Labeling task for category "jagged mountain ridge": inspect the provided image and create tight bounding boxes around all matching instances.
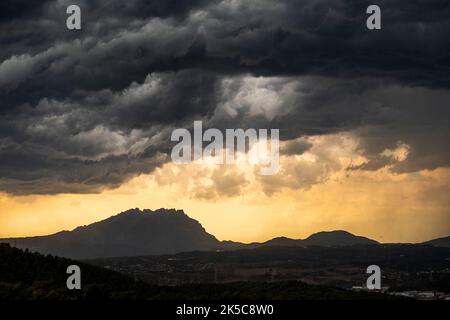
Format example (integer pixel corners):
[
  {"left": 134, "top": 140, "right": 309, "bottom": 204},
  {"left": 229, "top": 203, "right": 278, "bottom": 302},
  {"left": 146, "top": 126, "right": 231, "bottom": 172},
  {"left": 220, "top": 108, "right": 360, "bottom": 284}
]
[
  {"left": 0, "top": 208, "right": 221, "bottom": 259},
  {"left": 1, "top": 208, "right": 447, "bottom": 259}
]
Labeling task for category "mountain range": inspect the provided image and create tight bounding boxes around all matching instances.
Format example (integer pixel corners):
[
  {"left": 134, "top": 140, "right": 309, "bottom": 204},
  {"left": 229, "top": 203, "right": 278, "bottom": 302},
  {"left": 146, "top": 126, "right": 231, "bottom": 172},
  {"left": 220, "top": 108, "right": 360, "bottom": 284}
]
[{"left": 1, "top": 208, "right": 448, "bottom": 259}]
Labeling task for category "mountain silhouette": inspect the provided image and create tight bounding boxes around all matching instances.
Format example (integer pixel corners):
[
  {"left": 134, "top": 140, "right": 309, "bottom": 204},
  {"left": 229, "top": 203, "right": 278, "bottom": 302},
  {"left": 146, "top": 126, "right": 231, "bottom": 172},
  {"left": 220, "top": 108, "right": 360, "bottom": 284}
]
[
  {"left": 261, "top": 236, "right": 303, "bottom": 247},
  {"left": 302, "top": 230, "right": 379, "bottom": 246},
  {"left": 0, "top": 208, "right": 221, "bottom": 259},
  {"left": 244, "top": 231, "right": 378, "bottom": 248},
  {"left": 1, "top": 208, "right": 447, "bottom": 259}
]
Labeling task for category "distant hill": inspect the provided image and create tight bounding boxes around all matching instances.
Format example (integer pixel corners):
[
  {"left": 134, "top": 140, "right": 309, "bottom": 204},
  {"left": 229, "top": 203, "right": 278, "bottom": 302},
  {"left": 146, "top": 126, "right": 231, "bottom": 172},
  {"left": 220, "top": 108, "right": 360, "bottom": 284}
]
[
  {"left": 261, "top": 236, "right": 303, "bottom": 247},
  {"left": 422, "top": 236, "right": 450, "bottom": 248},
  {"left": 302, "top": 230, "right": 379, "bottom": 246},
  {"left": 0, "top": 208, "right": 221, "bottom": 259},
  {"left": 245, "top": 231, "right": 379, "bottom": 249}
]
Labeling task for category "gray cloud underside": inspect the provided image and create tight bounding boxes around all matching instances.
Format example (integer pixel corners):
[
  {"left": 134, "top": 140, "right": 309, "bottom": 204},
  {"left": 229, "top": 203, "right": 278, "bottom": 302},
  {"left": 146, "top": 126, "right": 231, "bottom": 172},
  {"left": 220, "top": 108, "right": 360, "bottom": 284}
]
[{"left": 0, "top": 0, "right": 449, "bottom": 194}]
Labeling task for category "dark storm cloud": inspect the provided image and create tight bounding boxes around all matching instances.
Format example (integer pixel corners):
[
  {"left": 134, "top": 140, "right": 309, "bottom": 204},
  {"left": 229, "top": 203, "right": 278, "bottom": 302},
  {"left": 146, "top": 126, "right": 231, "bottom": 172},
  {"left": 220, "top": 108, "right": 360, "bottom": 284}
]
[
  {"left": 281, "top": 138, "right": 313, "bottom": 156},
  {"left": 83, "top": 0, "right": 218, "bottom": 19},
  {"left": 205, "top": 76, "right": 450, "bottom": 175},
  {"left": 0, "top": 148, "right": 168, "bottom": 195},
  {"left": 0, "top": 0, "right": 449, "bottom": 194},
  {"left": 0, "top": 0, "right": 52, "bottom": 23},
  {"left": 0, "top": 69, "right": 220, "bottom": 194},
  {"left": 2, "top": 0, "right": 449, "bottom": 99}
]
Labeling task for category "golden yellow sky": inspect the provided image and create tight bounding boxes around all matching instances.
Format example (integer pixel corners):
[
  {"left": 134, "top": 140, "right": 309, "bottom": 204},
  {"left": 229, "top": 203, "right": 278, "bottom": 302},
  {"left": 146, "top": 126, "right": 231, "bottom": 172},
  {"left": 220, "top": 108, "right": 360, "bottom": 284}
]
[{"left": 1, "top": 133, "right": 449, "bottom": 243}]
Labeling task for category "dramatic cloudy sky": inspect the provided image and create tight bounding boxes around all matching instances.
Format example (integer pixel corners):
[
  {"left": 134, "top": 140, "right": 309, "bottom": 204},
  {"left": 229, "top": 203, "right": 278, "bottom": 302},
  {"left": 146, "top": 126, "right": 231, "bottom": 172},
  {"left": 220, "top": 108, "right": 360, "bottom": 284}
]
[{"left": 0, "top": 0, "right": 449, "bottom": 242}]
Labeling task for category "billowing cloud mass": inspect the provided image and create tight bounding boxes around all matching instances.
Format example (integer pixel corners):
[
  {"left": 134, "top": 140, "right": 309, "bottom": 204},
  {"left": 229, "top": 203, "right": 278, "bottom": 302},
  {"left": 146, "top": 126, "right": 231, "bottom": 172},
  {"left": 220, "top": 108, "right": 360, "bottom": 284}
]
[{"left": 0, "top": 0, "right": 449, "bottom": 195}]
